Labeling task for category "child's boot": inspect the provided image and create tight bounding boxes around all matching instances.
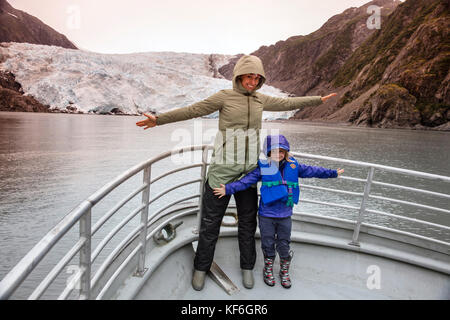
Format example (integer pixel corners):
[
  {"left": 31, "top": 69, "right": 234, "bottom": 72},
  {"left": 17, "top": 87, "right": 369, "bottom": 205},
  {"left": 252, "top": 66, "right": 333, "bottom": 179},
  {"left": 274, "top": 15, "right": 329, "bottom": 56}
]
[
  {"left": 279, "top": 251, "right": 293, "bottom": 289},
  {"left": 263, "top": 256, "right": 275, "bottom": 286}
]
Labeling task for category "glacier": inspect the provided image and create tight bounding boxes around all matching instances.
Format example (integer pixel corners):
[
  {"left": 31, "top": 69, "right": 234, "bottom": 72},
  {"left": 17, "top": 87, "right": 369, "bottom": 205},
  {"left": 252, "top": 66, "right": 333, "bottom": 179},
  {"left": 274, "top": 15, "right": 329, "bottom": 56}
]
[{"left": 0, "top": 42, "right": 296, "bottom": 120}]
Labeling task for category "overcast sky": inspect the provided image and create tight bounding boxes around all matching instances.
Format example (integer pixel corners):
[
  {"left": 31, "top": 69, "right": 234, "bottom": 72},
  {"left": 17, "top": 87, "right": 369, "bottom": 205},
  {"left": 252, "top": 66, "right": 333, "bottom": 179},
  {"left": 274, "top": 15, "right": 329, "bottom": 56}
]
[{"left": 10, "top": 0, "right": 382, "bottom": 55}]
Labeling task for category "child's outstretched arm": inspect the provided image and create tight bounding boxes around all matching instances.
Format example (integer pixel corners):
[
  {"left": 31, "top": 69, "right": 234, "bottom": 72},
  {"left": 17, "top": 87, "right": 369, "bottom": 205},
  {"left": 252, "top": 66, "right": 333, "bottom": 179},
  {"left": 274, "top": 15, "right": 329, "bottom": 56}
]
[
  {"left": 212, "top": 167, "right": 262, "bottom": 198},
  {"left": 298, "top": 164, "right": 344, "bottom": 179}
]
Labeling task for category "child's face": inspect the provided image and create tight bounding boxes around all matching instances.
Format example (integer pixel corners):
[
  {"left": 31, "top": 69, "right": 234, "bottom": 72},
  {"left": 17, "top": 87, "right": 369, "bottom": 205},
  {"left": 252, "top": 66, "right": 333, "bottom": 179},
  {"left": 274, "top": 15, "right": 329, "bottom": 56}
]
[{"left": 270, "top": 148, "right": 286, "bottom": 162}]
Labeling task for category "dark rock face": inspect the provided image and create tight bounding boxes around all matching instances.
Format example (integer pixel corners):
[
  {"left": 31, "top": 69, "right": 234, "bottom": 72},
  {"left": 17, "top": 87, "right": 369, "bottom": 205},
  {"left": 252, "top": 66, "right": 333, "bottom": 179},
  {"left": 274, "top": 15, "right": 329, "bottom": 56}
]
[
  {"left": 350, "top": 84, "right": 420, "bottom": 128},
  {"left": 334, "top": 0, "right": 449, "bottom": 129},
  {"left": 0, "top": 69, "right": 21, "bottom": 92},
  {"left": 0, "top": 0, "right": 77, "bottom": 49},
  {"left": 0, "top": 70, "right": 51, "bottom": 112},
  {"left": 218, "top": 54, "right": 244, "bottom": 80}
]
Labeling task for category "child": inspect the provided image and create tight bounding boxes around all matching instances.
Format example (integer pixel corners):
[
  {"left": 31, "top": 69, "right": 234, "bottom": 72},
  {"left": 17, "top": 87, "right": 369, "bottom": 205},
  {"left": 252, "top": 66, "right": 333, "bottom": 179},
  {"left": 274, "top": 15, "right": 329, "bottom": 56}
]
[{"left": 213, "top": 135, "right": 343, "bottom": 288}]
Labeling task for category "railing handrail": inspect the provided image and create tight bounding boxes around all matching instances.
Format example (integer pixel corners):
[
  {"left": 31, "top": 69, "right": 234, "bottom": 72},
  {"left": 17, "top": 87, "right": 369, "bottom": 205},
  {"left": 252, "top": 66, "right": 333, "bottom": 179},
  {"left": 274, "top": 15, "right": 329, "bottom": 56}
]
[
  {"left": 87, "top": 145, "right": 212, "bottom": 205},
  {"left": 0, "top": 145, "right": 448, "bottom": 300},
  {"left": 0, "top": 199, "right": 92, "bottom": 300},
  {"left": 292, "top": 152, "right": 450, "bottom": 183},
  {"left": 292, "top": 151, "right": 450, "bottom": 245},
  {"left": 0, "top": 145, "right": 211, "bottom": 299}
]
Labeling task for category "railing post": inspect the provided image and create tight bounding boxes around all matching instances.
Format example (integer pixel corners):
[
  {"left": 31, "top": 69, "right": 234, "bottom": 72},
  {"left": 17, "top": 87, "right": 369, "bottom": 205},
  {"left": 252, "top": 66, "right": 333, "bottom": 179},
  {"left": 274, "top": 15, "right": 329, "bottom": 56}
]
[
  {"left": 349, "top": 167, "right": 374, "bottom": 247},
  {"left": 135, "top": 166, "right": 151, "bottom": 277},
  {"left": 195, "top": 146, "right": 208, "bottom": 234},
  {"left": 79, "top": 208, "right": 91, "bottom": 300}
]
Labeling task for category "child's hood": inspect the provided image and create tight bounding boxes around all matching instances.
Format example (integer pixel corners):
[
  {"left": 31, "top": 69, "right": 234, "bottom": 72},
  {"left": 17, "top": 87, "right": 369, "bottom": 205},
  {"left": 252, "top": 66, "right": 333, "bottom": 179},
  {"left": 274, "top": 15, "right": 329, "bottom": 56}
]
[{"left": 263, "top": 134, "right": 291, "bottom": 156}]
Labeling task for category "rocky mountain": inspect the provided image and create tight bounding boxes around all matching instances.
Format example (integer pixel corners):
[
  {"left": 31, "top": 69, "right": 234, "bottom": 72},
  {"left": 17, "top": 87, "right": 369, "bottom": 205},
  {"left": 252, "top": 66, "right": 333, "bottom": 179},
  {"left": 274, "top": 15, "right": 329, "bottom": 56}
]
[
  {"left": 0, "top": 0, "right": 77, "bottom": 49},
  {"left": 1, "top": 0, "right": 448, "bottom": 130},
  {"left": 0, "top": 0, "right": 75, "bottom": 113},
  {"left": 330, "top": 0, "right": 449, "bottom": 129},
  {"left": 221, "top": 0, "right": 399, "bottom": 96},
  {"left": 220, "top": 0, "right": 449, "bottom": 130}
]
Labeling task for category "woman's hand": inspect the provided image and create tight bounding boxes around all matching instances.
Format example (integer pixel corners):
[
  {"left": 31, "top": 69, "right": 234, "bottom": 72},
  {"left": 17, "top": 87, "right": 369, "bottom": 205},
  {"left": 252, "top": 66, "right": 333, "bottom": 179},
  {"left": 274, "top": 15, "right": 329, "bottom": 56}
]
[
  {"left": 213, "top": 184, "right": 226, "bottom": 198},
  {"left": 136, "top": 113, "right": 157, "bottom": 130},
  {"left": 337, "top": 168, "right": 344, "bottom": 176},
  {"left": 321, "top": 93, "right": 337, "bottom": 103}
]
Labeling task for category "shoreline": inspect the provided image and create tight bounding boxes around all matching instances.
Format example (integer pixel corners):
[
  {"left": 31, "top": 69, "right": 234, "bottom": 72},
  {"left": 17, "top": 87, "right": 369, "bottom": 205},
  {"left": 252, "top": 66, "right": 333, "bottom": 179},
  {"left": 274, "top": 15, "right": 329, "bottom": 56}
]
[{"left": 267, "top": 118, "right": 450, "bottom": 132}]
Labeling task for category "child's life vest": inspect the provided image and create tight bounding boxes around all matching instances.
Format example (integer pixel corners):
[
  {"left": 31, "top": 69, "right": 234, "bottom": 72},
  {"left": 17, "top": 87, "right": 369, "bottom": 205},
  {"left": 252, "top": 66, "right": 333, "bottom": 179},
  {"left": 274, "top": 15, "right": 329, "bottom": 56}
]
[{"left": 259, "top": 157, "right": 300, "bottom": 207}]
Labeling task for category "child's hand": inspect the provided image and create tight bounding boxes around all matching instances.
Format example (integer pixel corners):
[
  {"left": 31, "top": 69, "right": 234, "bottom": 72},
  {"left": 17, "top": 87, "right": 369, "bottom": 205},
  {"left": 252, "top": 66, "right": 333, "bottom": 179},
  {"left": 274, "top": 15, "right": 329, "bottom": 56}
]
[
  {"left": 337, "top": 168, "right": 344, "bottom": 176},
  {"left": 213, "top": 184, "right": 226, "bottom": 198}
]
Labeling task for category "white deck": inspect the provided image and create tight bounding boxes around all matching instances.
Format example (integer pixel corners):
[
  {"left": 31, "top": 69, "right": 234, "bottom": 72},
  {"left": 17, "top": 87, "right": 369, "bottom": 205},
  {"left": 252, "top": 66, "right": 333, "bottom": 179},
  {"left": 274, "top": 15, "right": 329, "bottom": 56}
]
[{"left": 128, "top": 235, "right": 449, "bottom": 300}]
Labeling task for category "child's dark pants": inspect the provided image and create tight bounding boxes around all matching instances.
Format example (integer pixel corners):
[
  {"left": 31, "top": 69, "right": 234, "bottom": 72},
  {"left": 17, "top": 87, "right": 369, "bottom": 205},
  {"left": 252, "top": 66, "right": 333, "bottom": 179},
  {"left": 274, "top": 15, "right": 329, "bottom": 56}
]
[
  {"left": 258, "top": 215, "right": 292, "bottom": 259},
  {"left": 194, "top": 181, "right": 258, "bottom": 272}
]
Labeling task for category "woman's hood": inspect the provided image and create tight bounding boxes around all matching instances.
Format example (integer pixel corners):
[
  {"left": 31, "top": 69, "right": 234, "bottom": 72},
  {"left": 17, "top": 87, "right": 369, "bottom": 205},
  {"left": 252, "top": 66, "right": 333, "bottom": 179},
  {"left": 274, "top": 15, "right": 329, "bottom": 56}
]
[{"left": 232, "top": 55, "right": 266, "bottom": 94}]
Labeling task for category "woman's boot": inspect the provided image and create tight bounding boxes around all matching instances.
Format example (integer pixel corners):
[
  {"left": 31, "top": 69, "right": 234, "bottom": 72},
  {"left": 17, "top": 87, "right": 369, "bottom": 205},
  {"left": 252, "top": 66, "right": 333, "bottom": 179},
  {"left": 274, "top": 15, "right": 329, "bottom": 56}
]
[
  {"left": 242, "top": 269, "right": 254, "bottom": 289},
  {"left": 192, "top": 269, "right": 206, "bottom": 291},
  {"left": 263, "top": 256, "right": 275, "bottom": 286}
]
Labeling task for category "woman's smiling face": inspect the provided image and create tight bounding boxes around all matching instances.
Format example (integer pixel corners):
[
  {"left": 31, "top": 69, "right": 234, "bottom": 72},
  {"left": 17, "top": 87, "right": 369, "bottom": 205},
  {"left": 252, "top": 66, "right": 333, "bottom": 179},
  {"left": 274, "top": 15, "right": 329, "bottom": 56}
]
[{"left": 240, "top": 73, "right": 261, "bottom": 91}]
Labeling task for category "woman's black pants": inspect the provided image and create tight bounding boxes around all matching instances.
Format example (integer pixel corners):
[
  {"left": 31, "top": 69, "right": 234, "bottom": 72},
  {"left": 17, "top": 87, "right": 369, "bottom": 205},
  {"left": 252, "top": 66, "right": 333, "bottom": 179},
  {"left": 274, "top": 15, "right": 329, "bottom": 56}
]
[{"left": 193, "top": 180, "right": 258, "bottom": 272}]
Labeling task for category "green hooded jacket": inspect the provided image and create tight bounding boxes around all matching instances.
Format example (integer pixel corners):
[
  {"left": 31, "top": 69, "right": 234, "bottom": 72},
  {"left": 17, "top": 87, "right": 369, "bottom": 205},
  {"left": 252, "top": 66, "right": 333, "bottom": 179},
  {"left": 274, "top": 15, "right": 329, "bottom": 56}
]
[{"left": 156, "top": 55, "right": 323, "bottom": 188}]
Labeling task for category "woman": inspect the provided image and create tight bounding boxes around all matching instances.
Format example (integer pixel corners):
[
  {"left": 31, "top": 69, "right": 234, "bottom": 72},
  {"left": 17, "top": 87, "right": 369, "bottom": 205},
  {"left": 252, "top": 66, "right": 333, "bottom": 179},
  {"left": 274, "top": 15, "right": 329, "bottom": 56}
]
[{"left": 136, "top": 55, "right": 336, "bottom": 291}]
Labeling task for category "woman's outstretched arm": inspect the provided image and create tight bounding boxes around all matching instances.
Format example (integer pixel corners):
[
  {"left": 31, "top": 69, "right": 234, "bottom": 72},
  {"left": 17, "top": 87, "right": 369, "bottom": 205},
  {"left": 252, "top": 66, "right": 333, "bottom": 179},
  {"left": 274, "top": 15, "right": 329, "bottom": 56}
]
[
  {"left": 260, "top": 93, "right": 337, "bottom": 112},
  {"left": 136, "top": 90, "right": 226, "bottom": 129}
]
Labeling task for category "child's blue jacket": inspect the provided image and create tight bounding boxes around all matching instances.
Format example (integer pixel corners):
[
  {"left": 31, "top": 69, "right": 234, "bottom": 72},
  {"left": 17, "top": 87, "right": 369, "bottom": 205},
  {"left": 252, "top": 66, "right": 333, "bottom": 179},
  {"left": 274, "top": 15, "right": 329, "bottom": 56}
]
[{"left": 225, "top": 159, "right": 337, "bottom": 218}]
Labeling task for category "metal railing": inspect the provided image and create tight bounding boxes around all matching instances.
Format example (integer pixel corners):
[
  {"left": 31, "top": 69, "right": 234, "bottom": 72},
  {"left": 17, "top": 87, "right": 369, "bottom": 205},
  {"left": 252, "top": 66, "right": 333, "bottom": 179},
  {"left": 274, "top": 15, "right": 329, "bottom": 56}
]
[
  {"left": 0, "top": 145, "right": 449, "bottom": 300},
  {"left": 0, "top": 145, "right": 210, "bottom": 300},
  {"left": 290, "top": 152, "right": 450, "bottom": 247}
]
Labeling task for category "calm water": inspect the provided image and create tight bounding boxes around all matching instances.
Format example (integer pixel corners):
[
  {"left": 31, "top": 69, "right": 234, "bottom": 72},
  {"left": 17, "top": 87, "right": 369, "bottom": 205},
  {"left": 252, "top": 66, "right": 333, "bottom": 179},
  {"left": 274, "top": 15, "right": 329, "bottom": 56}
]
[{"left": 0, "top": 112, "right": 449, "bottom": 298}]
